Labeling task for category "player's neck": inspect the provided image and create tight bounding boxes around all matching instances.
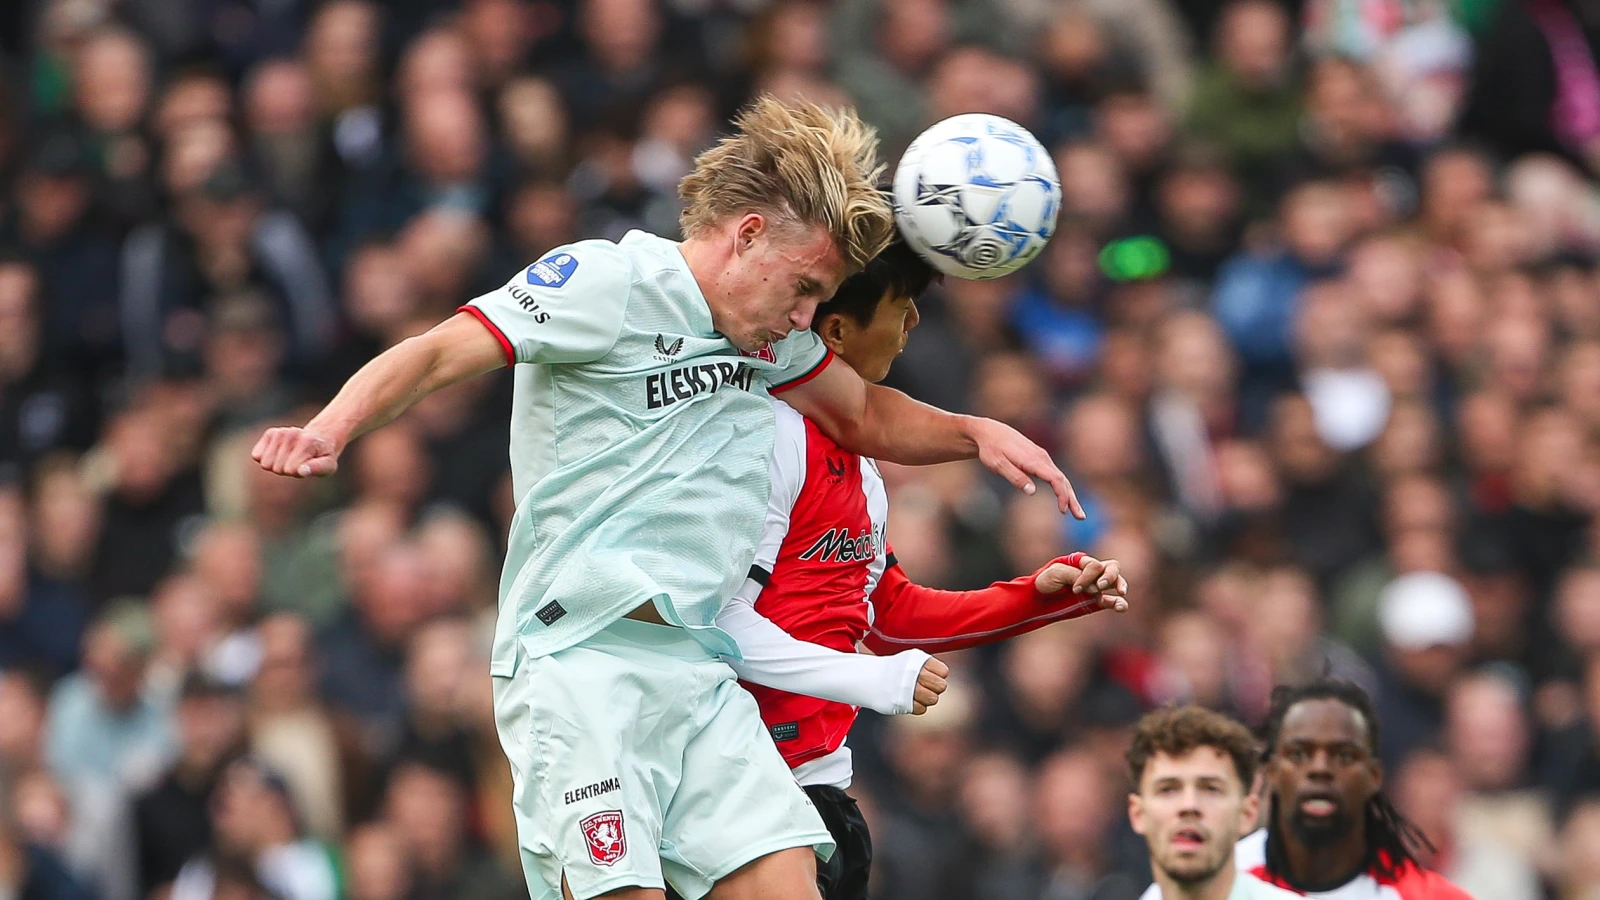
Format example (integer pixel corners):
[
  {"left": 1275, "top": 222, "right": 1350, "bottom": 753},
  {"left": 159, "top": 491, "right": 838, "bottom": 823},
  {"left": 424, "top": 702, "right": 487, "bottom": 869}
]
[
  {"left": 676, "top": 236, "right": 729, "bottom": 332},
  {"left": 1155, "top": 860, "right": 1239, "bottom": 900},
  {"left": 1281, "top": 823, "right": 1369, "bottom": 891}
]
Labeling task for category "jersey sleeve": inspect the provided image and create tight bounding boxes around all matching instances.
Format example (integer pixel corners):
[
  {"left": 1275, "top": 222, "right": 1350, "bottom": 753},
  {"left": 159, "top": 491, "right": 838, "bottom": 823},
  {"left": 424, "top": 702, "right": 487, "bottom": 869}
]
[
  {"left": 459, "top": 241, "right": 631, "bottom": 366},
  {"left": 862, "top": 552, "right": 1104, "bottom": 655},
  {"left": 715, "top": 595, "right": 928, "bottom": 714},
  {"left": 747, "top": 401, "right": 808, "bottom": 579},
  {"left": 767, "top": 330, "right": 833, "bottom": 394}
]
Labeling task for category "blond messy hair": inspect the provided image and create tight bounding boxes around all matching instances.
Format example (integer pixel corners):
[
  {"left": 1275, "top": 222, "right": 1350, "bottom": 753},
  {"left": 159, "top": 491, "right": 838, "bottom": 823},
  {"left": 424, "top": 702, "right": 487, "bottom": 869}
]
[{"left": 679, "top": 95, "right": 895, "bottom": 272}]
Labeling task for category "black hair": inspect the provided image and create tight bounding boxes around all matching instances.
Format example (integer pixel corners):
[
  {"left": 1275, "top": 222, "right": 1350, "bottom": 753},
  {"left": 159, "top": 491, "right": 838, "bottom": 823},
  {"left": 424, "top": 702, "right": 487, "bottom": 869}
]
[
  {"left": 812, "top": 237, "right": 938, "bottom": 331},
  {"left": 1259, "top": 679, "right": 1432, "bottom": 882}
]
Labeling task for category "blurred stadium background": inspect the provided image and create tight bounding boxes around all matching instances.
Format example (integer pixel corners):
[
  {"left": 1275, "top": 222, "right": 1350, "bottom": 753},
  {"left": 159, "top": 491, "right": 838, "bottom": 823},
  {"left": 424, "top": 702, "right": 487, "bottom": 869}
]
[{"left": 0, "top": 0, "right": 1599, "bottom": 896}]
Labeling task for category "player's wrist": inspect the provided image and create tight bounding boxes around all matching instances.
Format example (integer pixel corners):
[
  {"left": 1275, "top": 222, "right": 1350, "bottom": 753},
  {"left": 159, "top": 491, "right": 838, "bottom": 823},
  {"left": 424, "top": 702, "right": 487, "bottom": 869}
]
[
  {"left": 300, "top": 416, "right": 350, "bottom": 457},
  {"left": 955, "top": 415, "right": 988, "bottom": 457}
]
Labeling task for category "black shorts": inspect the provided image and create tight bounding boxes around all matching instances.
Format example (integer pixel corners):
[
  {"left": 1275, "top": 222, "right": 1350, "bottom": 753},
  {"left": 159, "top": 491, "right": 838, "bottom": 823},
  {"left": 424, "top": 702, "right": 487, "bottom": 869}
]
[
  {"left": 807, "top": 784, "right": 872, "bottom": 900},
  {"left": 663, "top": 783, "right": 872, "bottom": 900}
]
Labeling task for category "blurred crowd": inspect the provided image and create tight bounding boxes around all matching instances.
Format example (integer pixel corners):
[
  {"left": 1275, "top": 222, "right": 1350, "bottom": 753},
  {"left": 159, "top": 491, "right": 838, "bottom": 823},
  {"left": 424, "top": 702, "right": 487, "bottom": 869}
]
[{"left": 3, "top": 0, "right": 1600, "bottom": 896}]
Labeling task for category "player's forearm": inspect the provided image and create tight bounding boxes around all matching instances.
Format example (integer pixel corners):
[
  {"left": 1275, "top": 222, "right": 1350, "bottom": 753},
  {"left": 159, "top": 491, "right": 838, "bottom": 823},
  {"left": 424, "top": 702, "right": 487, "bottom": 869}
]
[
  {"left": 305, "top": 322, "right": 496, "bottom": 452},
  {"left": 716, "top": 597, "right": 927, "bottom": 715},
  {"left": 837, "top": 384, "right": 980, "bottom": 465},
  {"left": 863, "top": 561, "right": 1102, "bottom": 655},
  {"left": 302, "top": 338, "right": 450, "bottom": 451}
]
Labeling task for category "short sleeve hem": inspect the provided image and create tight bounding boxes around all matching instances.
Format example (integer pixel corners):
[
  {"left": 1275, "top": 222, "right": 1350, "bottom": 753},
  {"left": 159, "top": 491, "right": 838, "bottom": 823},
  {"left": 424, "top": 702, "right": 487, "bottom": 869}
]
[
  {"left": 459, "top": 305, "right": 516, "bottom": 366},
  {"left": 769, "top": 348, "right": 834, "bottom": 394}
]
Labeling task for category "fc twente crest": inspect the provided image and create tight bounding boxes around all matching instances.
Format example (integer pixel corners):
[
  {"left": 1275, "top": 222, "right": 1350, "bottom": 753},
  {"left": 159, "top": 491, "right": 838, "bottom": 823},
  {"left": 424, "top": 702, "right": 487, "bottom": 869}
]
[{"left": 581, "top": 811, "right": 627, "bottom": 866}]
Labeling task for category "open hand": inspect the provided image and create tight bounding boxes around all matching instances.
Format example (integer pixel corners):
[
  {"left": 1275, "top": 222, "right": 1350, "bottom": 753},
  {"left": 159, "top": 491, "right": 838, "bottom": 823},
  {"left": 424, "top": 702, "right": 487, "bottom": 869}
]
[{"left": 967, "top": 418, "right": 1085, "bottom": 519}]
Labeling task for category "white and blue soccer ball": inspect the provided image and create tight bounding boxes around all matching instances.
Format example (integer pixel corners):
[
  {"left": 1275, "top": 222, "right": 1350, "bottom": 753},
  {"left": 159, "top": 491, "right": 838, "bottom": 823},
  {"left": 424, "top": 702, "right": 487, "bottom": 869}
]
[{"left": 892, "top": 114, "right": 1061, "bottom": 280}]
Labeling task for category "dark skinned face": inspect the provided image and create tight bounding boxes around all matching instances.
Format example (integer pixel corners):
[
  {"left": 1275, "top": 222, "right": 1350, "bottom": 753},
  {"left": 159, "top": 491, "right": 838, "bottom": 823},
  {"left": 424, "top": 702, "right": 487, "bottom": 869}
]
[{"left": 1267, "top": 698, "right": 1382, "bottom": 848}]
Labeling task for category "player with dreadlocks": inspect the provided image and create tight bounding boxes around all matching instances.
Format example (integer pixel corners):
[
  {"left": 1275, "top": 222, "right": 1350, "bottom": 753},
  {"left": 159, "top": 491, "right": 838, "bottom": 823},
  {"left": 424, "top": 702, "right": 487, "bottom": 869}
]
[
  {"left": 1140, "top": 679, "right": 1471, "bottom": 899},
  {"left": 1247, "top": 679, "right": 1470, "bottom": 898}
]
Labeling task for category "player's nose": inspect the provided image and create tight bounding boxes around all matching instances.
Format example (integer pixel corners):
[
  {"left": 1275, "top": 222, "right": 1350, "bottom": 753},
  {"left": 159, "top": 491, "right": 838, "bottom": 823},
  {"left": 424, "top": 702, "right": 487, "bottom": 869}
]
[{"left": 789, "top": 301, "right": 817, "bottom": 331}]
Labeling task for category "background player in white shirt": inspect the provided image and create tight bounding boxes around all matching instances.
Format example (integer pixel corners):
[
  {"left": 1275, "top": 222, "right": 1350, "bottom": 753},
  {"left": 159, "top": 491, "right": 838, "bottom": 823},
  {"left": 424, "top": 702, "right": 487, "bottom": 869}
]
[
  {"left": 1127, "top": 706, "right": 1302, "bottom": 900},
  {"left": 252, "top": 97, "right": 1081, "bottom": 900}
]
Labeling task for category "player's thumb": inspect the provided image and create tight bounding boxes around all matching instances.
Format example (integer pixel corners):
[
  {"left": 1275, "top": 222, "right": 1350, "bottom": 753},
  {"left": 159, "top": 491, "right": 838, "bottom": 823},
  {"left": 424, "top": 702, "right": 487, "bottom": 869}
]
[
  {"left": 297, "top": 454, "right": 339, "bottom": 478},
  {"left": 1035, "top": 562, "right": 1080, "bottom": 595}
]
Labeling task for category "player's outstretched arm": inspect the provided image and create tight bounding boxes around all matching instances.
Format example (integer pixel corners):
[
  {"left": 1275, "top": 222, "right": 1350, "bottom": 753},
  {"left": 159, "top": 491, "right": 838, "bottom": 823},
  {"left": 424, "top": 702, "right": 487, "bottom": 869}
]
[
  {"left": 782, "top": 358, "right": 1085, "bottom": 518},
  {"left": 862, "top": 553, "right": 1128, "bottom": 656},
  {"left": 253, "top": 312, "right": 507, "bottom": 477}
]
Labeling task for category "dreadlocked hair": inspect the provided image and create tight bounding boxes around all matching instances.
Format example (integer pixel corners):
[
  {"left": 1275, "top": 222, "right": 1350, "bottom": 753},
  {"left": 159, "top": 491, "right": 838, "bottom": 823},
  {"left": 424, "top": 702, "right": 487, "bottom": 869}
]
[{"left": 1258, "top": 679, "right": 1434, "bottom": 882}]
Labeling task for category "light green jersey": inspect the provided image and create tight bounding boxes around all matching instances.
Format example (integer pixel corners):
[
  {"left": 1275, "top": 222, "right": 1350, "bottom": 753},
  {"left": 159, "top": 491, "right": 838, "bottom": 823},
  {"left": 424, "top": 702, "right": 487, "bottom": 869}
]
[{"left": 463, "top": 230, "right": 831, "bottom": 674}]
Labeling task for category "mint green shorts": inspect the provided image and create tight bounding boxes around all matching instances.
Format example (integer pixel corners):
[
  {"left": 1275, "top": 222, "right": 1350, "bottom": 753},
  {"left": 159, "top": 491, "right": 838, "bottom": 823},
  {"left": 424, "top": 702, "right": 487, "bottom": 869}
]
[{"left": 491, "top": 619, "right": 835, "bottom": 900}]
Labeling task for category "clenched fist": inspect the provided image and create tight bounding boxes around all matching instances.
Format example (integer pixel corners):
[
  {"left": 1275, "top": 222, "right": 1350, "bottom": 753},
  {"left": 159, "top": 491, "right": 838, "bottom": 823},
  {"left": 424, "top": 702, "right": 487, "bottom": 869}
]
[
  {"left": 911, "top": 656, "right": 949, "bottom": 715},
  {"left": 252, "top": 426, "right": 340, "bottom": 478}
]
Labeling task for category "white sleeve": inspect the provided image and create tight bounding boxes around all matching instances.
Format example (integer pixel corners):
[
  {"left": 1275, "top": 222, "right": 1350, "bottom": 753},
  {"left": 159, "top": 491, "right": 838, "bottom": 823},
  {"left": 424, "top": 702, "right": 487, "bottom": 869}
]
[
  {"left": 462, "top": 240, "right": 630, "bottom": 365},
  {"left": 715, "top": 589, "right": 930, "bottom": 715},
  {"left": 749, "top": 401, "right": 807, "bottom": 575}
]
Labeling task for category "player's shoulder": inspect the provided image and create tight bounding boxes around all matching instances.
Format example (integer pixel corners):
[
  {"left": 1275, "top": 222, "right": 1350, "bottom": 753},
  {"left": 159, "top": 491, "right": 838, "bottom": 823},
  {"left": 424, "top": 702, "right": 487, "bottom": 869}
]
[
  {"left": 1240, "top": 873, "right": 1304, "bottom": 899},
  {"left": 1386, "top": 862, "right": 1475, "bottom": 899},
  {"left": 773, "top": 398, "right": 807, "bottom": 438}
]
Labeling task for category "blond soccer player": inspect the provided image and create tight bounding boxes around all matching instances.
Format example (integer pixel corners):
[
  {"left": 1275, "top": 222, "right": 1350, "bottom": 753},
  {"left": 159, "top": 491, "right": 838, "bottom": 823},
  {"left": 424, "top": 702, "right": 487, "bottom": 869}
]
[{"left": 254, "top": 97, "right": 1081, "bottom": 900}]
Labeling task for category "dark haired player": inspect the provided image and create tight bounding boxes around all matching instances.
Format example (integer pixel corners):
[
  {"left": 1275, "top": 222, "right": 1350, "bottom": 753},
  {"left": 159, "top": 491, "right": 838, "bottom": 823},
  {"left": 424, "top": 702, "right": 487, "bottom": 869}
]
[
  {"left": 1142, "top": 680, "right": 1473, "bottom": 899},
  {"left": 1126, "top": 706, "right": 1299, "bottom": 900},
  {"left": 704, "top": 238, "right": 1130, "bottom": 900}
]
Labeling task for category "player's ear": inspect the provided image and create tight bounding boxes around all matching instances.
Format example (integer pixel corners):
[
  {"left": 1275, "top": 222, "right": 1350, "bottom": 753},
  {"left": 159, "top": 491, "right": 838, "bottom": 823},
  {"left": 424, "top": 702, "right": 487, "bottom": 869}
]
[
  {"left": 1128, "top": 793, "right": 1147, "bottom": 836},
  {"left": 817, "top": 312, "right": 850, "bottom": 355},
  {"left": 733, "top": 213, "right": 765, "bottom": 254},
  {"left": 1239, "top": 785, "right": 1260, "bottom": 828}
]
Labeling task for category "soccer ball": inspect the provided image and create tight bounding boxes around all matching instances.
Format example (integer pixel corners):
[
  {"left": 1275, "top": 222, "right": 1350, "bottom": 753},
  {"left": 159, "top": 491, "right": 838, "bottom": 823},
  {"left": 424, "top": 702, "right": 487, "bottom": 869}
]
[{"left": 892, "top": 114, "right": 1061, "bottom": 280}]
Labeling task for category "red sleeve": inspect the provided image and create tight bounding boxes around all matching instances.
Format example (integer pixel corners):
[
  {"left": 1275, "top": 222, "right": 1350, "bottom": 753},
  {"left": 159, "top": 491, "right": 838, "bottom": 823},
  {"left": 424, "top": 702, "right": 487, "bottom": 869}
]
[
  {"left": 861, "top": 553, "right": 1104, "bottom": 655},
  {"left": 1395, "top": 867, "right": 1476, "bottom": 900}
]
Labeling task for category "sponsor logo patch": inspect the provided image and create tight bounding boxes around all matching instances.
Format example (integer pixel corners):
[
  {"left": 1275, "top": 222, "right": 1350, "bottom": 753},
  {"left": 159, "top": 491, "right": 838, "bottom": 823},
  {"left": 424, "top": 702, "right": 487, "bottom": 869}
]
[
  {"left": 526, "top": 252, "right": 578, "bottom": 288},
  {"left": 535, "top": 600, "right": 567, "bottom": 626},
  {"left": 653, "top": 333, "right": 684, "bottom": 362},
  {"left": 798, "top": 523, "right": 886, "bottom": 564},
  {"left": 770, "top": 722, "right": 800, "bottom": 742},
  {"left": 580, "top": 810, "right": 627, "bottom": 866}
]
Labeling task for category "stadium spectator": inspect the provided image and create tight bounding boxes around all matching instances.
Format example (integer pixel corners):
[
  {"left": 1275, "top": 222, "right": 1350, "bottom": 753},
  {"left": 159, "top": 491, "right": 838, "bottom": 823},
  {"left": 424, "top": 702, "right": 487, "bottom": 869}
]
[{"left": 6, "top": 0, "right": 1600, "bottom": 893}]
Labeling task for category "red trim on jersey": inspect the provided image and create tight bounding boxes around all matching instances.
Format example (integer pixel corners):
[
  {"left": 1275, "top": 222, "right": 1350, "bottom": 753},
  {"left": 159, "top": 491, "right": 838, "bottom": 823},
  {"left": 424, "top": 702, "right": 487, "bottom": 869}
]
[
  {"left": 1248, "top": 861, "right": 1475, "bottom": 898},
  {"left": 769, "top": 349, "right": 834, "bottom": 394},
  {"left": 458, "top": 305, "right": 515, "bottom": 366}
]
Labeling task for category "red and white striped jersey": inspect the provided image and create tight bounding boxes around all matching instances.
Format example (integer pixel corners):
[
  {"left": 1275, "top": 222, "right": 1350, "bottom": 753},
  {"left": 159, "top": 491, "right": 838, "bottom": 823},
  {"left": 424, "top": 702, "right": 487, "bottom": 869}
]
[{"left": 721, "top": 398, "right": 1106, "bottom": 787}]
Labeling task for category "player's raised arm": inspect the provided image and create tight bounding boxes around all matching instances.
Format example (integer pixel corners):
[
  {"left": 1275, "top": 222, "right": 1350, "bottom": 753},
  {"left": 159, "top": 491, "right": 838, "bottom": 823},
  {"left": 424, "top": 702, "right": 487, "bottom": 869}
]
[
  {"left": 781, "top": 359, "right": 1085, "bottom": 518},
  {"left": 253, "top": 311, "right": 507, "bottom": 477},
  {"left": 255, "top": 241, "right": 630, "bottom": 479}
]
